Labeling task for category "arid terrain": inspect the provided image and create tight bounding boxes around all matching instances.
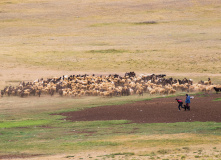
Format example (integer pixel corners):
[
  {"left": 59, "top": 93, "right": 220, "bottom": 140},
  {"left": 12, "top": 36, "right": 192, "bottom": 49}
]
[{"left": 0, "top": 0, "right": 221, "bottom": 159}]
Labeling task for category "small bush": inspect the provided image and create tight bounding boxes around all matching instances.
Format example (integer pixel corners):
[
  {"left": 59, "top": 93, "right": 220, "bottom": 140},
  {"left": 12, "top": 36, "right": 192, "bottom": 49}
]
[{"left": 181, "top": 155, "right": 186, "bottom": 159}]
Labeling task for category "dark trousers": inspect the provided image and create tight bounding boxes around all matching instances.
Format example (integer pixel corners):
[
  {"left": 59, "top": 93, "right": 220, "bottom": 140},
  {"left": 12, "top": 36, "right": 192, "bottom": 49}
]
[{"left": 178, "top": 103, "right": 183, "bottom": 110}]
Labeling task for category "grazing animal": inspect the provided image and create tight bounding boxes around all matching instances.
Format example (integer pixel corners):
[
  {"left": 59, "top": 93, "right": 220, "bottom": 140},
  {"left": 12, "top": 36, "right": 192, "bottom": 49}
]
[
  {"left": 1, "top": 90, "right": 4, "bottom": 97},
  {"left": 2, "top": 72, "right": 220, "bottom": 99},
  {"left": 214, "top": 87, "right": 221, "bottom": 94},
  {"left": 36, "top": 89, "right": 41, "bottom": 97},
  {"left": 58, "top": 89, "right": 63, "bottom": 96}
]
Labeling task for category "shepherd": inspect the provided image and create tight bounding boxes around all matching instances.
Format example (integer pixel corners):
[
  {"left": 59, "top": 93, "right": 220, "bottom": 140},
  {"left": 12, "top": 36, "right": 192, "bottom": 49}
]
[
  {"left": 184, "top": 94, "right": 191, "bottom": 111},
  {"left": 175, "top": 98, "right": 183, "bottom": 111}
]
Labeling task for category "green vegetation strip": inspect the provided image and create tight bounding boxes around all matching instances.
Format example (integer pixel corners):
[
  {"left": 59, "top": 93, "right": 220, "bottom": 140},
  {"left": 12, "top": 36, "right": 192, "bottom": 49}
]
[
  {"left": 0, "top": 120, "right": 52, "bottom": 128},
  {"left": 213, "top": 98, "right": 221, "bottom": 101}
]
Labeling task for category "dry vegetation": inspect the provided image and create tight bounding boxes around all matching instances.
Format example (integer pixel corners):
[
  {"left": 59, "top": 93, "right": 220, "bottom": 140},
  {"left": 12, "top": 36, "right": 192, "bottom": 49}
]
[
  {"left": 0, "top": 0, "right": 221, "bottom": 159},
  {"left": 0, "top": 0, "right": 221, "bottom": 89}
]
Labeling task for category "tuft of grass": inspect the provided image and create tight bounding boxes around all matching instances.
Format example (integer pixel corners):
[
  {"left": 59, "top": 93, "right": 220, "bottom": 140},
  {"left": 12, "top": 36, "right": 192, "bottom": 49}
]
[
  {"left": 181, "top": 155, "right": 186, "bottom": 159},
  {"left": 182, "top": 147, "right": 190, "bottom": 151}
]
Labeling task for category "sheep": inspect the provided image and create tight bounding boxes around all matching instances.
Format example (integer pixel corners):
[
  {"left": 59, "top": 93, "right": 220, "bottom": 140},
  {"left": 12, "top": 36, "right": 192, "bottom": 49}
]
[
  {"left": 205, "top": 85, "right": 216, "bottom": 93},
  {"left": 3, "top": 72, "right": 220, "bottom": 99},
  {"left": 23, "top": 90, "right": 30, "bottom": 96},
  {"left": 20, "top": 90, "right": 30, "bottom": 97},
  {"left": 150, "top": 89, "right": 156, "bottom": 95},
  {"left": 129, "top": 88, "right": 134, "bottom": 95},
  {"left": 204, "top": 81, "right": 209, "bottom": 85},
  {"left": 58, "top": 89, "right": 63, "bottom": 96},
  {"left": 63, "top": 90, "right": 68, "bottom": 96},
  {"left": 103, "top": 91, "right": 111, "bottom": 97},
  {"left": 36, "top": 89, "right": 41, "bottom": 97},
  {"left": 168, "top": 89, "right": 176, "bottom": 94},
  {"left": 189, "top": 85, "right": 195, "bottom": 92},
  {"left": 158, "top": 88, "right": 166, "bottom": 95},
  {"left": 172, "top": 83, "right": 179, "bottom": 90},
  {"left": 136, "top": 88, "right": 143, "bottom": 96},
  {"left": 80, "top": 90, "right": 85, "bottom": 96}
]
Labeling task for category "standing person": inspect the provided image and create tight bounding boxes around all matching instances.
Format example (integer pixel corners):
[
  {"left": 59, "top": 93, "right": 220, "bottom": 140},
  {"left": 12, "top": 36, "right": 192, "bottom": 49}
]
[
  {"left": 175, "top": 98, "right": 183, "bottom": 111},
  {"left": 208, "top": 78, "right": 212, "bottom": 85},
  {"left": 185, "top": 94, "right": 191, "bottom": 110}
]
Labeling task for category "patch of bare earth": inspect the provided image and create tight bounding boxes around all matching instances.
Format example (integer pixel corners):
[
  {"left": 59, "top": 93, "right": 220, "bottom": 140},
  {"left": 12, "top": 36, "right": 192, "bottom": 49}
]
[{"left": 57, "top": 93, "right": 221, "bottom": 123}]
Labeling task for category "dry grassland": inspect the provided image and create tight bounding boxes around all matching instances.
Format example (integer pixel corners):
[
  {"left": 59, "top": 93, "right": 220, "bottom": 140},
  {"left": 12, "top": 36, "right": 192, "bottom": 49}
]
[
  {"left": 0, "top": 1, "right": 221, "bottom": 159},
  {"left": 0, "top": 0, "right": 221, "bottom": 88}
]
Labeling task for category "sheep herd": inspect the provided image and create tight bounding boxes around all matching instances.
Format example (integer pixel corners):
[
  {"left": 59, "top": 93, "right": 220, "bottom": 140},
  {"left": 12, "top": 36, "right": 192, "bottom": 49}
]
[{"left": 1, "top": 72, "right": 220, "bottom": 98}]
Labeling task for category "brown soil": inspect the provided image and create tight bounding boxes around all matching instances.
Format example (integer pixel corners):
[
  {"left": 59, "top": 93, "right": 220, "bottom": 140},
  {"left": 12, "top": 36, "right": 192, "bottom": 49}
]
[{"left": 58, "top": 93, "right": 221, "bottom": 123}]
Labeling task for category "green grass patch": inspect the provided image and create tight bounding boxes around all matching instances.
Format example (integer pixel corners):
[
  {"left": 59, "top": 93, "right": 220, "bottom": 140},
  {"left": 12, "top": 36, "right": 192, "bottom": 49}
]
[
  {"left": 104, "top": 152, "right": 135, "bottom": 158},
  {"left": 0, "top": 119, "right": 52, "bottom": 128},
  {"left": 75, "top": 141, "right": 120, "bottom": 147},
  {"left": 0, "top": 119, "right": 220, "bottom": 155},
  {"left": 213, "top": 98, "right": 221, "bottom": 101}
]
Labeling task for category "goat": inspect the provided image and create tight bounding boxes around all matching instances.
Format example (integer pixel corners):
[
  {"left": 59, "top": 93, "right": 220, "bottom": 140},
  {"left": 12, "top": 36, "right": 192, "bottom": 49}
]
[
  {"left": 1, "top": 90, "right": 4, "bottom": 97},
  {"left": 214, "top": 87, "right": 221, "bottom": 94}
]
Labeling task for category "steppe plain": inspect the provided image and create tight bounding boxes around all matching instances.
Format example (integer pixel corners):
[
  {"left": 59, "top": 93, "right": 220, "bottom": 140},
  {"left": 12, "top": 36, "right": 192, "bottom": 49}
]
[{"left": 0, "top": 0, "right": 221, "bottom": 159}]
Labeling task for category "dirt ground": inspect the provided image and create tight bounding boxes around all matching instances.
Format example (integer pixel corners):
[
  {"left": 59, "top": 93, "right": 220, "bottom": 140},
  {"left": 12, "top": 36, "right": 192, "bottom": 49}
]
[{"left": 58, "top": 93, "right": 221, "bottom": 123}]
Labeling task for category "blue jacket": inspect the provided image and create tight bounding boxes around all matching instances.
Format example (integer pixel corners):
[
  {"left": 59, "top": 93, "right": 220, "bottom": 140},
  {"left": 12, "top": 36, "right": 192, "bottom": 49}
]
[{"left": 185, "top": 95, "right": 191, "bottom": 103}]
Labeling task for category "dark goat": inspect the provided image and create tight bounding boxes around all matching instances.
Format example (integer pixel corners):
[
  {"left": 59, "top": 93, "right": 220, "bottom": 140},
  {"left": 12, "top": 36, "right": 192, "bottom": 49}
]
[
  {"left": 214, "top": 87, "right": 221, "bottom": 94},
  {"left": 125, "top": 72, "right": 136, "bottom": 77},
  {"left": 37, "top": 90, "right": 41, "bottom": 97},
  {"left": 1, "top": 90, "right": 4, "bottom": 97}
]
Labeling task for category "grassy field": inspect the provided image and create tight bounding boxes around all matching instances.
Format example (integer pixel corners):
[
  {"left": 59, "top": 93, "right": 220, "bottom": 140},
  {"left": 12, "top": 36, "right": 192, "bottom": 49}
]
[
  {"left": 0, "top": 0, "right": 221, "bottom": 159},
  {"left": 0, "top": 93, "right": 221, "bottom": 159}
]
